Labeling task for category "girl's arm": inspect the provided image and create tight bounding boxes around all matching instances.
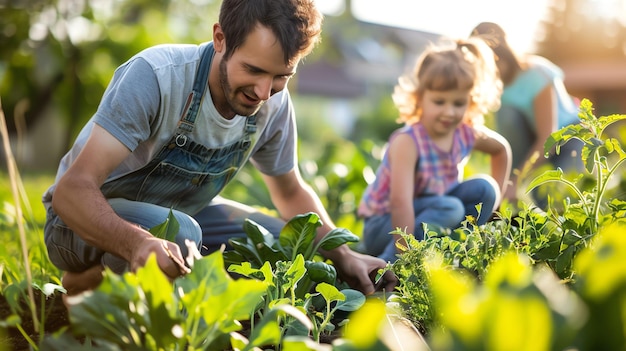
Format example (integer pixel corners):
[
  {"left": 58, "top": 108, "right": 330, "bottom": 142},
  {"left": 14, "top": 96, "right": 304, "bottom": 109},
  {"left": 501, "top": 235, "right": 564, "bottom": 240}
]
[
  {"left": 387, "top": 133, "right": 419, "bottom": 248},
  {"left": 473, "top": 125, "right": 512, "bottom": 202}
]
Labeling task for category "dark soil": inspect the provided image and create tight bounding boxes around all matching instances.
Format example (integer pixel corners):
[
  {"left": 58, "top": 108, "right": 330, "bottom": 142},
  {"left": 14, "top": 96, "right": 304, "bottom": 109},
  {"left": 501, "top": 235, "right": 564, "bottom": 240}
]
[{"left": 0, "top": 290, "right": 69, "bottom": 351}]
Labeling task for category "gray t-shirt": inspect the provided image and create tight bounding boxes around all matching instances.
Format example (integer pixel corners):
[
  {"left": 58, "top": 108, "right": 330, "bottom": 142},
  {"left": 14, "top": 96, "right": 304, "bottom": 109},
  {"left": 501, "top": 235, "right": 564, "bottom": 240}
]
[{"left": 43, "top": 42, "right": 296, "bottom": 209}]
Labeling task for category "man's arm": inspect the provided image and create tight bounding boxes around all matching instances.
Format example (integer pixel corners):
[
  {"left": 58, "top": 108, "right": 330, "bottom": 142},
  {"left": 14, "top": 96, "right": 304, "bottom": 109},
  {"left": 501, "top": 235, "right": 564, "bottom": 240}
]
[
  {"left": 261, "top": 168, "right": 397, "bottom": 294},
  {"left": 51, "top": 124, "right": 188, "bottom": 278}
]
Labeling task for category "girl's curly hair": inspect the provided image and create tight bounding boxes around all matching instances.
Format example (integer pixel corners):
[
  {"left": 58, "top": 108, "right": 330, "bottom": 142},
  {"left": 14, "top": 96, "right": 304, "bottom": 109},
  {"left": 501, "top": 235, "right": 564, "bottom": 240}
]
[{"left": 392, "top": 37, "right": 502, "bottom": 126}]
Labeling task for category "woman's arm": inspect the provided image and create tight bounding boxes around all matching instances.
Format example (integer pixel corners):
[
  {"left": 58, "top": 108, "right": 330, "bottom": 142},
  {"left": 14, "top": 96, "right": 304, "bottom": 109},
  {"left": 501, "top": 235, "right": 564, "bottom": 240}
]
[{"left": 529, "top": 85, "right": 558, "bottom": 168}]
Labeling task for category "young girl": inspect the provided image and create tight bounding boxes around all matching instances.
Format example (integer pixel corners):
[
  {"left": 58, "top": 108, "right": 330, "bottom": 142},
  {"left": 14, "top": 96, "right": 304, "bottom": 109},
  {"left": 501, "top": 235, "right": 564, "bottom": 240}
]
[{"left": 358, "top": 37, "right": 512, "bottom": 263}]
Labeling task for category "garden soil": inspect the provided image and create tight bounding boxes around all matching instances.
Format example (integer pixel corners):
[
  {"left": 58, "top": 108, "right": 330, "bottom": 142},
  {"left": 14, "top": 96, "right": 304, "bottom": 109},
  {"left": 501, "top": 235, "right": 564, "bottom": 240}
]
[{"left": 0, "top": 291, "right": 68, "bottom": 351}]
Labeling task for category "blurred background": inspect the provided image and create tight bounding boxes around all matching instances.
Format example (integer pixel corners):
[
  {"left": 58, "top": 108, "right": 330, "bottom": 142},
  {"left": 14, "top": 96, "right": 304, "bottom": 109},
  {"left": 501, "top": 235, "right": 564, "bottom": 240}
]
[{"left": 1, "top": 0, "right": 625, "bottom": 228}]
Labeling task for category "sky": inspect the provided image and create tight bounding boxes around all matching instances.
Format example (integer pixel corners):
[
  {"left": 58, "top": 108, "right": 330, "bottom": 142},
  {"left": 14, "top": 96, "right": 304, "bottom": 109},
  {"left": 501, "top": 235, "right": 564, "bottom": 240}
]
[{"left": 315, "top": 0, "right": 551, "bottom": 53}]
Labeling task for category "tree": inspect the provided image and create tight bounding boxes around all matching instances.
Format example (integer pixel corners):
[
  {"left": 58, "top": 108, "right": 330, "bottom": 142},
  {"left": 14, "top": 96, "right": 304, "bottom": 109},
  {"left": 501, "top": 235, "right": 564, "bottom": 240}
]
[
  {"left": 0, "top": 0, "right": 221, "bottom": 150},
  {"left": 536, "top": 0, "right": 626, "bottom": 63}
]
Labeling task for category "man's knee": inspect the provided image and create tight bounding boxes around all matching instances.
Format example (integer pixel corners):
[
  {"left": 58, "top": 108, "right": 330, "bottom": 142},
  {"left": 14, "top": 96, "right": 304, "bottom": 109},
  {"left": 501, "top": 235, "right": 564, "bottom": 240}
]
[{"left": 171, "top": 211, "right": 203, "bottom": 258}]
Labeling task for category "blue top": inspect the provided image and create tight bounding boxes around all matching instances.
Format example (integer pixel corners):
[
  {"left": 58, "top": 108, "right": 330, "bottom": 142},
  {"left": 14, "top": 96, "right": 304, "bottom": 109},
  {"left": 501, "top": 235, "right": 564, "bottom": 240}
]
[{"left": 500, "top": 56, "right": 579, "bottom": 129}]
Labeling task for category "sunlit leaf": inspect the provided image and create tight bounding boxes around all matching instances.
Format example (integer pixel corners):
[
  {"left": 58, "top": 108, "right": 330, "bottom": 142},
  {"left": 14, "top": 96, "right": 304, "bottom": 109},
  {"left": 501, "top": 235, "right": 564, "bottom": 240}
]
[
  {"left": 148, "top": 209, "right": 179, "bottom": 242},
  {"left": 280, "top": 213, "right": 321, "bottom": 260},
  {"left": 335, "top": 289, "right": 365, "bottom": 312},
  {"left": 317, "top": 228, "right": 360, "bottom": 251}
]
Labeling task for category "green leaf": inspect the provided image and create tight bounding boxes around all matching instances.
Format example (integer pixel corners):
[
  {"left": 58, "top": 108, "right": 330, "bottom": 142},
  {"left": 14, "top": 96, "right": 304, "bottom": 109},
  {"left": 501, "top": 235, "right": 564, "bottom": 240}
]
[
  {"left": 556, "top": 245, "right": 575, "bottom": 276},
  {"left": 341, "top": 299, "right": 389, "bottom": 349},
  {"left": 284, "top": 254, "right": 307, "bottom": 292},
  {"left": 0, "top": 314, "right": 21, "bottom": 327},
  {"left": 176, "top": 251, "right": 268, "bottom": 343},
  {"left": 242, "top": 313, "right": 282, "bottom": 350},
  {"left": 244, "top": 218, "right": 278, "bottom": 247},
  {"left": 148, "top": 209, "right": 179, "bottom": 242},
  {"left": 41, "top": 282, "right": 66, "bottom": 296},
  {"left": 228, "top": 261, "right": 261, "bottom": 278},
  {"left": 316, "top": 282, "right": 344, "bottom": 303},
  {"left": 335, "top": 289, "right": 365, "bottom": 312},
  {"left": 279, "top": 213, "right": 322, "bottom": 260},
  {"left": 256, "top": 242, "right": 289, "bottom": 266},
  {"left": 527, "top": 169, "right": 565, "bottom": 192},
  {"left": 561, "top": 230, "right": 584, "bottom": 246},
  {"left": 533, "top": 240, "right": 561, "bottom": 261},
  {"left": 606, "top": 138, "right": 626, "bottom": 158},
  {"left": 228, "top": 237, "right": 264, "bottom": 267},
  {"left": 66, "top": 272, "right": 149, "bottom": 347},
  {"left": 282, "top": 336, "right": 329, "bottom": 350},
  {"left": 318, "top": 227, "right": 360, "bottom": 251},
  {"left": 305, "top": 261, "right": 337, "bottom": 285}
]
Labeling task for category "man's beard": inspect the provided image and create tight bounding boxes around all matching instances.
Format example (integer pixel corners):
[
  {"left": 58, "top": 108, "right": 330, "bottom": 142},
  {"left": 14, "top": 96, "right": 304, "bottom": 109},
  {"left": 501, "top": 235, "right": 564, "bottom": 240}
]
[{"left": 218, "top": 59, "right": 264, "bottom": 117}]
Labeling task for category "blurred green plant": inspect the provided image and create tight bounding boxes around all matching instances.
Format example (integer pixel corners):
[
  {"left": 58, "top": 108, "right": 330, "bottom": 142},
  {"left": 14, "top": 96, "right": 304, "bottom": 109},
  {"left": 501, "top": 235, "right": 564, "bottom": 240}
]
[
  {"left": 388, "top": 98, "right": 626, "bottom": 350},
  {"left": 1, "top": 97, "right": 63, "bottom": 350}
]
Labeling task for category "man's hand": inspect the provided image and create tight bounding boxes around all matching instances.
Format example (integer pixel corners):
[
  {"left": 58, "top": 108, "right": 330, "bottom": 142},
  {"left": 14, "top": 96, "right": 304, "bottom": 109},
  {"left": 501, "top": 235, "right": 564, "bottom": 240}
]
[
  {"left": 130, "top": 237, "right": 190, "bottom": 279},
  {"left": 328, "top": 245, "right": 397, "bottom": 296}
]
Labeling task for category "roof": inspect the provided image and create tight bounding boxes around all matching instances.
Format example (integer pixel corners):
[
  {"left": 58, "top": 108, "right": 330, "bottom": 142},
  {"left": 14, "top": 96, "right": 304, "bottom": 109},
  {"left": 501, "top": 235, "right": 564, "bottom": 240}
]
[{"left": 295, "top": 19, "right": 441, "bottom": 98}]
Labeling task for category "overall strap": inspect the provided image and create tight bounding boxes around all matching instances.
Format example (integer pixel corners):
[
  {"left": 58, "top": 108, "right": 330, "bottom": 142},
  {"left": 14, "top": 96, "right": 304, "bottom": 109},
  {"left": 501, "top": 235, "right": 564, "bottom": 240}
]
[
  {"left": 244, "top": 115, "right": 257, "bottom": 134},
  {"left": 177, "top": 42, "right": 215, "bottom": 134}
]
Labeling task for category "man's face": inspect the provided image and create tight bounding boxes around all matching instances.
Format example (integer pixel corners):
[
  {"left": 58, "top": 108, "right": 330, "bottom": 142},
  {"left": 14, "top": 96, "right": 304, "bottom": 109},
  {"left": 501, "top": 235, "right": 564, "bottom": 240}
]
[{"left": 216, "top": 25, "right": 299, "bottom": 118}]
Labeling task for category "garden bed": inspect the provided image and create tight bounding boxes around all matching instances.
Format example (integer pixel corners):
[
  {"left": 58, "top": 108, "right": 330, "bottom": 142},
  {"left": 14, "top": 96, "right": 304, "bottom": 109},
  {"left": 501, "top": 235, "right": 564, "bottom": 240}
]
[{"left": 0, "top": 291, "right": 69, "bottom": 351}]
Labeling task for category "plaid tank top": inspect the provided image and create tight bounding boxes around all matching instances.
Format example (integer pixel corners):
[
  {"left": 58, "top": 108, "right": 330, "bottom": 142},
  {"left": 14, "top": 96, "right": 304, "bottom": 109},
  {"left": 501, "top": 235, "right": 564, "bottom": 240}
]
[{"left": 358, "top": 122, "right": 476, "bottom": 217}]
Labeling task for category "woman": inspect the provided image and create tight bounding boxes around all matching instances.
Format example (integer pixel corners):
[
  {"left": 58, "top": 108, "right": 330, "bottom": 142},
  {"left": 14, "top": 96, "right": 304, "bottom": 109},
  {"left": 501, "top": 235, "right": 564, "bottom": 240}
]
[{"left": 470, "top": 22, "right": 583, "bottom": 208}]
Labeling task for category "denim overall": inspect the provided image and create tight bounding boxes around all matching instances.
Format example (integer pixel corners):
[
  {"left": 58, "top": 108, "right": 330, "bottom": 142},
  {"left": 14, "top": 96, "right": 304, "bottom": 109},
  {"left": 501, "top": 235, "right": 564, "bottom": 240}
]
[{"left": 45, "top": 42, "right": 262, "bottom": 273}]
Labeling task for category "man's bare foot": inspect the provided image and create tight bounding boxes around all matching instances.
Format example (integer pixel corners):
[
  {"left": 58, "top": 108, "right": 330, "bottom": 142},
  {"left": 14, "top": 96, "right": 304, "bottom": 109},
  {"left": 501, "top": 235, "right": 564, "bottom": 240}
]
[{"left": 61, "top": 265, "right": 105, "bottom": 308}]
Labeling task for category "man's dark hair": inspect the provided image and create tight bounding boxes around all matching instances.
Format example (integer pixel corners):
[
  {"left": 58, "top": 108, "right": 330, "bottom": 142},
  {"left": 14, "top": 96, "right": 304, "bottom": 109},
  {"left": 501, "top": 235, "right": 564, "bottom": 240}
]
[{"left": 219, "top": 0, "right": 323, "bottom": 65}]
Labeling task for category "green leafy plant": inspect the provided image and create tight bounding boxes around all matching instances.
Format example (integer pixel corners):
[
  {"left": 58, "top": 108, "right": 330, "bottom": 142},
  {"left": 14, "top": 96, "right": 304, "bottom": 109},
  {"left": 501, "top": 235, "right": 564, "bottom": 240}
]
[
  {"left": 526, "top": 98, "right": 626, "bottom": 277},
  {"left": 307, "top": 283, "right": 365, "bottom": 343},
  {"left": 41, "top": 249, "right": 281, "bottom": 350},
  {"left": 226, "top": 213, "right": 368, "bottom": 343},
  {"left": 1, "top": 99, "right": 64, "bottom": 350},
  {"left": 425, "top": 251, "right": 586, "bottom": 351},
  {"left": 391, "top": 98, "right": 626, "bottom": 337},
  {"left": 230, "top": 257, "right": 366, "bottom": 343},
  {"left": 531, "top": 98, "right": 626, "bottom": 232},
  {"left": 224, "top": 212, "right": 360, "bottom": 299},
  {"left": 572, "top": 221, "right": 626, "bottom": 350}
]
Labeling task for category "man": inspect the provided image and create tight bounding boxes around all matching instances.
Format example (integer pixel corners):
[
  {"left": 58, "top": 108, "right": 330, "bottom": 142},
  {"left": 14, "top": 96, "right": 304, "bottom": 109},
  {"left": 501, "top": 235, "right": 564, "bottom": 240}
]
[{"left": 43, "top": 0, "right": 396, "bottom": 299}]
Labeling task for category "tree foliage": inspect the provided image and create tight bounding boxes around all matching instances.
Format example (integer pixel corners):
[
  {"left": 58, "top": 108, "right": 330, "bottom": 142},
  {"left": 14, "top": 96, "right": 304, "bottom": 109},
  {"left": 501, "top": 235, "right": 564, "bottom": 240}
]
[
  {"left": 0, "top": 0, "right": 221, "bottom": 149},
  {"left": 536, "top": 0, "right": 626, "bottom": 63}
]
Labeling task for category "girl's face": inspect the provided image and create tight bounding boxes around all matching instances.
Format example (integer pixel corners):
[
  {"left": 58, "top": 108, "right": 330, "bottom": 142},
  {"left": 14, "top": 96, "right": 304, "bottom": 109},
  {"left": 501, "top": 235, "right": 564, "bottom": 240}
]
[{"left": 420, "top": 89, "right": 471, "bottom": 138}]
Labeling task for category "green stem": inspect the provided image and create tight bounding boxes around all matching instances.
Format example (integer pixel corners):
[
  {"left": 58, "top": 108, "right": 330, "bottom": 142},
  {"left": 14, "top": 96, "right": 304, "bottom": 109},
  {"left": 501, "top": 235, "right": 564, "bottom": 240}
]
[
  {"left": 0, "top": 97, "right": 40, "bottom": 334},
  {"left": 592, "top": 157, "right": 626, "bottom": 228},
  {"left": 15, "top": 323, "right": 38, "bottom": 350},
  {"left": 591, "top": 153, "right": 605, "bottom": 229}
]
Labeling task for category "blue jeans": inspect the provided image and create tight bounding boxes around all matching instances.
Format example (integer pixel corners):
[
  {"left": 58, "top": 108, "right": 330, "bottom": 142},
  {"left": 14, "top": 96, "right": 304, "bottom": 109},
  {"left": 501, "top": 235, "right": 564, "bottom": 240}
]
[
  {"left": 44, "top": 196, "right": 285, "bottom": 273},
  {"left": 362, "top": 176, "right": 498, "bottom": 262},
  {"left": 44, "top": 198, "right": 202, "bottom": 273}
]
